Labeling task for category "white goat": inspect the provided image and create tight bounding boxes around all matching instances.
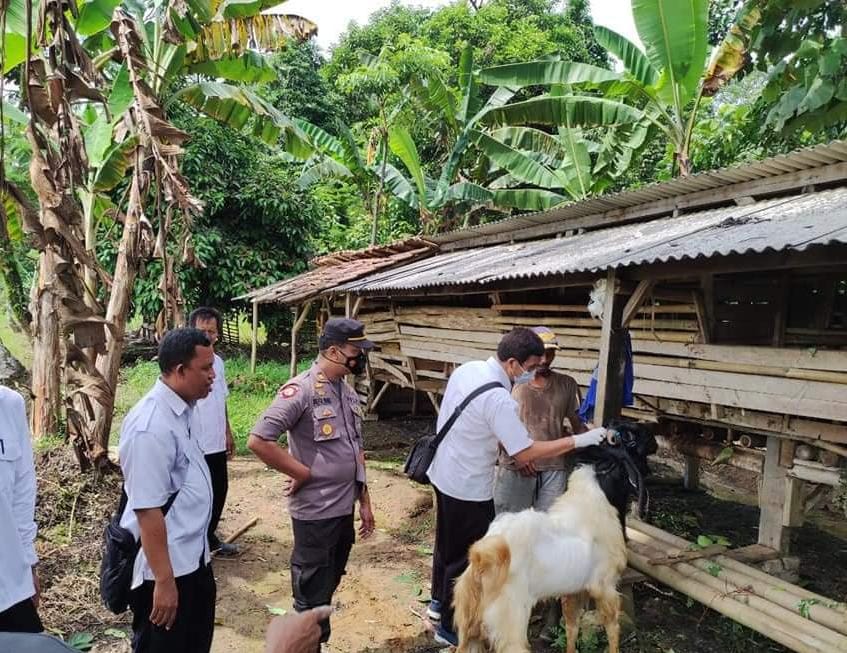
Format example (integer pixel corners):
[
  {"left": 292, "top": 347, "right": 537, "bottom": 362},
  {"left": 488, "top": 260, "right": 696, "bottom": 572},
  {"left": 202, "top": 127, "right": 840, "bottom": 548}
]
[{"left": 454, "top": 465, "right": 627, "bottom": 653}]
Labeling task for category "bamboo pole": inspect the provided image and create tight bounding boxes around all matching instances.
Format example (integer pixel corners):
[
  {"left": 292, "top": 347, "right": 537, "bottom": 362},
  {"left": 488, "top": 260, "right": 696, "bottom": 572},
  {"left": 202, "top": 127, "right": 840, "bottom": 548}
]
[
  {"left": 627, "top": 524, "right": 847, "bottom": 638},
  {"left": 627, "top": 534, "right": 847, "bottom": 650},
  {"left": 250, "top": 300, "right": 259, "bottom": 374}
]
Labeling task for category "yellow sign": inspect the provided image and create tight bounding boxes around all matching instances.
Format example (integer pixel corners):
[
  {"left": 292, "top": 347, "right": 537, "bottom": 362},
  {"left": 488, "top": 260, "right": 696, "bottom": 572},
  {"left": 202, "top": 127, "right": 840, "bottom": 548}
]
[{"left": 322, "top": 423, "right": 334, "bottom": 437}]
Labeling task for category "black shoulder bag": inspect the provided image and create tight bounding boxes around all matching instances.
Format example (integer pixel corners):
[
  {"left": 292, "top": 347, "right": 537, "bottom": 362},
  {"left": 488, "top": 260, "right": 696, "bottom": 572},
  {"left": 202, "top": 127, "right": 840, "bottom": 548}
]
[
  {"left": 99, "top": 487, "right": 179, "bottom": 614},
  {"left": 403, "top": 381, "right": 503, "bottom": 485}
]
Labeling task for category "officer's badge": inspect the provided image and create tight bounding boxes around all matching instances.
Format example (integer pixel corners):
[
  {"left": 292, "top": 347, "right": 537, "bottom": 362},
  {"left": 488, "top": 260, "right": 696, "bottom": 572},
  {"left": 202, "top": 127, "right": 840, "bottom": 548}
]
[
  {"left": 279, "top": 385, "right": 299, "bottom": 399},
  {"left": 321, "top": 423, "right": 334, "bottom": 437},
  {"left": 322, "top": 408, "right": 333, "bottom": 417},
  {"left": 316, "top": 372, "right": 328, "bottom": 381}
]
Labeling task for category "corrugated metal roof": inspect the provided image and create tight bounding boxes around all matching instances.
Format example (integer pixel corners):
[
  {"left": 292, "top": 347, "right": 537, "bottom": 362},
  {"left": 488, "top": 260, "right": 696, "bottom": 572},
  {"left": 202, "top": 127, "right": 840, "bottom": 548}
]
[
  {"left": 432, "top": 139, "right": 847, "bottom": 249},
  {"left": 341, "top": 187, "right": 847, "bottom": 294},
  {"left": 235, "top": 240, "right": 436, "bottom": 305}
]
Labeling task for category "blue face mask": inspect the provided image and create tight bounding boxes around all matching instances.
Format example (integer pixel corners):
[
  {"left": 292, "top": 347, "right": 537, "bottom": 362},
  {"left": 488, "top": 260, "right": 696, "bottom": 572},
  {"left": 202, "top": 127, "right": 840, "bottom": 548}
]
[{"left": 513, "top": 362, "right": 535, "bottom": 385}]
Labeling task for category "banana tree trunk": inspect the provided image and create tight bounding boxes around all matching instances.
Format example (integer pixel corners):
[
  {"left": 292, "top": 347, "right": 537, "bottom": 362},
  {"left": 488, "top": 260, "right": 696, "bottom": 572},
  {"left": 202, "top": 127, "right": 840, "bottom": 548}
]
[
  {"left": 0, "top": 202, "right": 31, "bottom": 331},
  {"left": 29, "top": 249, "right": 62, "bottom": 439}
]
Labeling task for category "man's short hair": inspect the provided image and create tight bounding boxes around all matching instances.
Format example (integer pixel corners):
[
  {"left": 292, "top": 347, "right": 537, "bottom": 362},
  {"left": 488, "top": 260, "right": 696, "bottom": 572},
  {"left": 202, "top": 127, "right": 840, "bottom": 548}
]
[
  {"left": 159, "top": 328, "right": 211, "bottom": 374},
  {"left": 188, "top": 307, "right": 222, "bottom": 333},
  {"left": 497, "top": 327, "right": 545, "bottom": 364}
]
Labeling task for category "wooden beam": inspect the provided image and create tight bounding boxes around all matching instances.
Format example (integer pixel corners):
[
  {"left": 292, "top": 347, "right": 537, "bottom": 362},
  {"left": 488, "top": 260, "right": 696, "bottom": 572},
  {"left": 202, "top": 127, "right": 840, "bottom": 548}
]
[
  {"left": 250, "top": 300, "right": 259, "bottom": 374},
  {"left": 783, "top": 476, "right": 805, "bottom": 528},
  {"left": 683, "top": 456, "right": 700, "bottom": 491},
  {"left": 622, "top": 280, "right": 654, "bottom": 327},
  {"left": 368, "top": 381, "right": 391, "bottom": 413},
  {"left": 758, "top": 436, "right": 789, "bottom": 554},
  {"left": 352, "top": 296, "right": 364, "bottom": 319},
  {"left": 594, "top": 270, "right": 627, "bottom": 426},
  {"left": 289, "top": 301, "right": 312, "bottom": 378},
  {"left": 426, "top": 391, "right": 440, "bottom": 416},
  {"left": 345, "top": 292, "right": 352, "bottom": 318}
]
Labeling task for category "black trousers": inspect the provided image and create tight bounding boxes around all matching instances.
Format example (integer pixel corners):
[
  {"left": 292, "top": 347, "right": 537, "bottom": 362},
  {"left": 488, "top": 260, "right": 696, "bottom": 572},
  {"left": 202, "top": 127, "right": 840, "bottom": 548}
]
[
  {"left": 205, "top": 452, "right": 229, "bottom": 548},
  {"left": 291, "top": 514, "right": 355, "bottom": 645},
  {"left": 431, "top": 487, "right": 495, "bottom": 634},
  {"left": 129, "top": 563, "right": 216, "bottom": 653},
  {"left": 0, "top": 598, "right": 42, "bottom": 633}
]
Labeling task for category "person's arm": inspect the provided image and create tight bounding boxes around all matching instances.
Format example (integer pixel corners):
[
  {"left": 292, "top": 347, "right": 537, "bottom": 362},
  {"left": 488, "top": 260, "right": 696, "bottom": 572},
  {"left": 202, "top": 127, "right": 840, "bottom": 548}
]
[
  {"left": 248, "top": 383, "right": 311, "bottom": 493},
  {"left": 10, "top": 393, "right": 38, "bottom": 605},
  {"left": 513, "top": 428, "right": 606, "bottom": 465},
  {"left": 121, "top": 422, "right": 185, "bottom": 629},
  {"left": 565, "top": 382, "right": 588, "bottom": 435},
  {"left": 265, "top": 606, "right": 333, "bottom": 653},
  {"left": 135, "top": 508, "right": 178, "bottom": 629},
  {"left": 357, "top": 482, "right": 375, "bottom": 539},
  {"left": 225, "top": 406, "right": 235, "bottom": 458}
]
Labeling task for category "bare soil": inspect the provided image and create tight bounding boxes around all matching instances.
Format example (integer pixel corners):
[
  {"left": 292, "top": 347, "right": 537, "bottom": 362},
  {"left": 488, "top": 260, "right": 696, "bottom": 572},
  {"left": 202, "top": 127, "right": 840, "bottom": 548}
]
[{"left": 35, "top": 420, "right": 847, "bottom": 653}]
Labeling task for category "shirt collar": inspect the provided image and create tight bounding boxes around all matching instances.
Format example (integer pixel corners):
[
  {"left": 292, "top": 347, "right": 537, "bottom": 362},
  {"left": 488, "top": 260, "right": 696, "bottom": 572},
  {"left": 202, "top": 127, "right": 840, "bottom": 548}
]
[
  {"left": 153, "top": 378, "right": 191, "bottom": 417},
  {"left": 486, "top": 356, "right": 512, "bottom": 390}
]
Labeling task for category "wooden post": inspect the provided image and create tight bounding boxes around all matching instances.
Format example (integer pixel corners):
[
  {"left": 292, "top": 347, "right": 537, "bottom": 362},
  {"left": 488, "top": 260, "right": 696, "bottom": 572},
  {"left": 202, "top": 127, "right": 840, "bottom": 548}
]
[
  {"left": 758, "top": 436, "right": 789, "bottom": 554},
  {"left": 622, "top": 279, "right": 654, "bottom": 327},
  {"left": 783, "top": 476, "right": 805, "bottom": 528},
  {"left": 250, "top": 300, "right": 259, "bottom": 374},
  {"left": 345, "top": 292, "right": 352, "bottom": 318},
  {"left": 290, "top": 304, "right": 300, "bottom": 378},
  {"left": 683, "top": 455, "right": 700, "bottom": 490},
  {"left": 594, "top": 269, "right": 627, "bottom": 427}
]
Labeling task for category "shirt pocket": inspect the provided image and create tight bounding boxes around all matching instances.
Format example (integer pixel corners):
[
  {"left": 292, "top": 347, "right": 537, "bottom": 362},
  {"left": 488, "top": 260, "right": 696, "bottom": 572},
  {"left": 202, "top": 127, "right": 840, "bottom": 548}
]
[
  {"left": 312, "top": 405, "right": 341, "bottom": 442},
  {"left": 0, "top": 434, "right": 22, "bottom": 497}
]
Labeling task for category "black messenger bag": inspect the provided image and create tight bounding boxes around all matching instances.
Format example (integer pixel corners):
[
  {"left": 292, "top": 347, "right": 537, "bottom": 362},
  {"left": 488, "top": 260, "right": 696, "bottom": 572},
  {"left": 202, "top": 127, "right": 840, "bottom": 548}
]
[
  {"left": 99, "top": 487, "right": 178, "bottom": 614},
  {"left": 403, "top": 381, "right": 503, "bottom": 485}
]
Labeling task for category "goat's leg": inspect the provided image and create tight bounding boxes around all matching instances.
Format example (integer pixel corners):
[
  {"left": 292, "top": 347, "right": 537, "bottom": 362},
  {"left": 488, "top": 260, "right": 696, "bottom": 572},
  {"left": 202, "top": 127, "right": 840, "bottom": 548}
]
[
  {"left": 562, "top": 592, "right": 587, "bottom": 653},
  {"left": 491, "top": 602, "right": 532, "bottom": 653},
  {"left": 595, "top": 592, "right": 621, "bottom": 653}
]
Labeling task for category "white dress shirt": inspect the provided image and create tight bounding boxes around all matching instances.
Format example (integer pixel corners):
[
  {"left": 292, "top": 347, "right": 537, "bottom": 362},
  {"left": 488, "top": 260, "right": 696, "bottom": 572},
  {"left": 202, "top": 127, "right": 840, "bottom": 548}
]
[
  {"left": 0, "top": 386, "right": 38, "bottom": 612},
  {"left": 190, "top": 354, "right": 229, "bottom": 455},
  {"left": 118, "top": 380, "right": 213, "bottom": 589},
  {"left": 428, "top": 357, "right": 533, "bottom": 501}
]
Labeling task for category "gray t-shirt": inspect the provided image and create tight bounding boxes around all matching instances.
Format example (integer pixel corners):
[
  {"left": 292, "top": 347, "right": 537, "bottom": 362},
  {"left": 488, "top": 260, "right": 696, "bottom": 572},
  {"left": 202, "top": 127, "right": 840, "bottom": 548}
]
[{"left": 0, "top": 633, "right": 76, "bottom": 652}]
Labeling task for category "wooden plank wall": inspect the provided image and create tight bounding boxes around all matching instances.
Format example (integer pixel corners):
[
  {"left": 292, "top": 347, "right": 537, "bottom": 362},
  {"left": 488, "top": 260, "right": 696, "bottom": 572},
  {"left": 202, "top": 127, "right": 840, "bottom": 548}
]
[{"left": 356, "top": 287, "right": 847, "bottom": 446}]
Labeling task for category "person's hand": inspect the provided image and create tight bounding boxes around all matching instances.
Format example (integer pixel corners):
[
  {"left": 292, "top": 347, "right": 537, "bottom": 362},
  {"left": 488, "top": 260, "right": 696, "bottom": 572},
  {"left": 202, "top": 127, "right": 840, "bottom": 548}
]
[
  {"left": 31, "top": 567, "right": 40, "bottom": 609},
  {"left": 284, "top": 468, "right": 311, "bottom": 497},
  {"left": 359, "top": 500, "right": 375, "bottom": 539},
  {"left": 150, "top": 576, "right": 179, "bottom": 630},
  {"left": 226, "top": 431, "right": 235, "bottom": 459},
  {"left": 516, "top": 460, "right": 537, "bottom": 477},
  {"left": 265, "top": 605, "right": 333, "bottom": 653},
  {"left": 572, "top": 427, "right": 605, "bottom": 449}
]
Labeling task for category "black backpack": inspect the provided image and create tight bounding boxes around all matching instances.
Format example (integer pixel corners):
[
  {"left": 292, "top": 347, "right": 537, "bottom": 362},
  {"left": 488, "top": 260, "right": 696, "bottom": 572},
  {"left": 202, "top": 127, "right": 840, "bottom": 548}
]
[
  {"left": 99, "top": 488, "right": 178, "bottom": 614},
  {"left": 403, "top": 381, "right": 503, "bottom": 484}
]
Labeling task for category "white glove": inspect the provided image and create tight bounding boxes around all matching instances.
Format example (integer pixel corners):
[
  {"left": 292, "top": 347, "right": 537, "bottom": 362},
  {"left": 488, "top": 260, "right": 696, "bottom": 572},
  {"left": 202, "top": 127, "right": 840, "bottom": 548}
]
[{"left": 572, "top": 427, "right": 606, "bottom": 449}]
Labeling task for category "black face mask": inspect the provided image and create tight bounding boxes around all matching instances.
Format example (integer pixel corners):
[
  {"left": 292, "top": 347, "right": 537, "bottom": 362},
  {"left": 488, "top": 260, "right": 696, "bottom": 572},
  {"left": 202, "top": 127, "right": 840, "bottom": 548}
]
[{"left": 342, "top": 351, "right": 367, "bottom": 375}]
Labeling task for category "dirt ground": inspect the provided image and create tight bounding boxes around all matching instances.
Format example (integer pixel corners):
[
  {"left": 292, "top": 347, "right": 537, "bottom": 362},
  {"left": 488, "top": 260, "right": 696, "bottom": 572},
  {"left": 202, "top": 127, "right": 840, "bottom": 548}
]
[{"left": 35, "top": 418, "right": 847, "bottom": 653}]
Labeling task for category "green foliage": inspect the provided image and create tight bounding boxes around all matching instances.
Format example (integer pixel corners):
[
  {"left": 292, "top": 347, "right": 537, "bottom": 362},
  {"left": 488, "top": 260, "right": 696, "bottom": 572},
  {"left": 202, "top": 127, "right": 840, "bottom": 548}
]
[
  {"left": 113, "top": 356, "right": 312, "bottom": 452},
  {"left": 66, "top": 632, "right": 95, "bottom": 652},
  {"left": 705, "top": 561, "right": 723, "bottom": 577}
]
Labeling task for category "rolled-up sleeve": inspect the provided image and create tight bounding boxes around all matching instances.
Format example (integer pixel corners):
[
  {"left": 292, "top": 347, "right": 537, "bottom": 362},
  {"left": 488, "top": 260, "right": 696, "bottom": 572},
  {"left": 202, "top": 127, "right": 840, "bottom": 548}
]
[
  {"left": 487, "top": 390, "right": 533, "bottom": 456},
  {"left": 121, "top": 431, "right": 177, "bottom": 510},
  {"left": 11, "top": 394, "right": 37, "bottom": 567},
  {"left": 251, "top": 383, "right": 307, "bottom": 441}
]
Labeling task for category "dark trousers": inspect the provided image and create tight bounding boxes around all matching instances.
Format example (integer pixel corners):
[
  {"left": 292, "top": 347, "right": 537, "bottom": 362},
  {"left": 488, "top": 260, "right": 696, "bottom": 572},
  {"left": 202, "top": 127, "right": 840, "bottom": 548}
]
[
  {"left": 0, "top": 598, "right": 42, "bottom": 633},
  {"left": 205, "top": 452, "right": 229, "bottom": 548},
  {"left": 129, "top": 563, "right": 216, "bottom": 653},
  {"left": 431, "top": 487, "right": 495, "bottom": 634},
  {"left": 291, "top": 514, "right": 355, "bottom": 645}
]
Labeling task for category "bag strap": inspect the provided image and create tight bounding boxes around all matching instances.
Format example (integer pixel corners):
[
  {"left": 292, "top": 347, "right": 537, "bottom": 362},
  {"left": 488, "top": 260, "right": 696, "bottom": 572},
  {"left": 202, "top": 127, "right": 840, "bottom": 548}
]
[{"left": 432, "top": 381, "right": 504, "bottom": 450}]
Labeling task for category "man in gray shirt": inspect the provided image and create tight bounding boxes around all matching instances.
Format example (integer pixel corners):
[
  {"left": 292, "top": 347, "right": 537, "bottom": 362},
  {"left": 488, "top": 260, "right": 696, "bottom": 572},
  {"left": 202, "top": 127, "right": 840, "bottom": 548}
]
[{"left": 249, "top": 318, "right": 376, "bottom": 651}]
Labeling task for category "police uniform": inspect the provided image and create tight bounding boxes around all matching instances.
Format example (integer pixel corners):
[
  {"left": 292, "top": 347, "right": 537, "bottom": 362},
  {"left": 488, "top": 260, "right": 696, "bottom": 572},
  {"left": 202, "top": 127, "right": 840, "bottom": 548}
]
[
  {"left": 251, "top": 319, "right": 371, "bottom": 644},
  {"left": 118, "top": 379, "right": 215, "bottom": 653}
]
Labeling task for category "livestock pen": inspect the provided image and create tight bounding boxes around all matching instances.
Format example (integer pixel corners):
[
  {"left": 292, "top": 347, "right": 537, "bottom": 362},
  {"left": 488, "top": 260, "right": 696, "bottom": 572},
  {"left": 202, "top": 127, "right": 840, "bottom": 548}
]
[{"left": 239, "top": 140, "right": 847, "bottom": 652}]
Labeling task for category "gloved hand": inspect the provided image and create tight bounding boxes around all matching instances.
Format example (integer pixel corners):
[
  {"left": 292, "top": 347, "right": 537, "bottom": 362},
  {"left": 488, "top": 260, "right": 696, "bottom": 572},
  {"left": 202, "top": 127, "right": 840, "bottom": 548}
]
[{"left": 572, "top": 427, "right": 606, "bottom": 449}]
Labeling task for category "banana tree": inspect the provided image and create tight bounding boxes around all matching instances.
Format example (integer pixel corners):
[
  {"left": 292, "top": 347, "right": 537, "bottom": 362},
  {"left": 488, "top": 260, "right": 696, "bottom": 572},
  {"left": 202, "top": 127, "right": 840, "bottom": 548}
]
[{"left": 478, "top": 0, "right": 759, "bottom": 176}]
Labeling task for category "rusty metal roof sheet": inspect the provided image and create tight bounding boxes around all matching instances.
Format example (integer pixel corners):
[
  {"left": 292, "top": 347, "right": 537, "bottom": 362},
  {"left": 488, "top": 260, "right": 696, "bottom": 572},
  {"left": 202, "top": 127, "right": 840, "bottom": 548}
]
[
  {"left": 235, "top": 238, "right": 437, "bottom": 305},
  {"left": 340, "top": 187, "right": 847, "bottom": 294},
  {"left": 431, "top": 139, "right": 847, "bottom": 250}
]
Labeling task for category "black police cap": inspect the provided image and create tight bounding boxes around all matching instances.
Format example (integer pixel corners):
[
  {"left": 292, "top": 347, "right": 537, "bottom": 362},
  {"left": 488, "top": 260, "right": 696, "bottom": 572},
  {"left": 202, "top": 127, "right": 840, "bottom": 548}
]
[{"left": 321, "top": 317, "right": 375, "bottom": 350}]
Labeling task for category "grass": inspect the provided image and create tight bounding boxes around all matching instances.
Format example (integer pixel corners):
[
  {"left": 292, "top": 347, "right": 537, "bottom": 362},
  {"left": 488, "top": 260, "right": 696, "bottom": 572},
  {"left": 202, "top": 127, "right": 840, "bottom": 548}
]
[
  {"left": 112, "top": 353, "right": 313, "bottom": 454},
  {"left": 0, "top": 288, "right": 32, "bottom": 367}
]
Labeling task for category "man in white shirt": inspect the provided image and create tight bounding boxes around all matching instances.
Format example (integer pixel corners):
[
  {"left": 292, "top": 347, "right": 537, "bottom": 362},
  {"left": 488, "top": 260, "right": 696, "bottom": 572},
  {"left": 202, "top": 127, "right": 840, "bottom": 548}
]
[
  {"left": 426, "top": 328, "right": 607, "bottom": 646},
  {"left": 118, "top": 328, "right": 216, "bottom": 652},
  {"left": 0, "top": 386, "right": 41, "bottom": 634},
  {"left": 188, "top": 307, "right": 238, "bottom": 556}
]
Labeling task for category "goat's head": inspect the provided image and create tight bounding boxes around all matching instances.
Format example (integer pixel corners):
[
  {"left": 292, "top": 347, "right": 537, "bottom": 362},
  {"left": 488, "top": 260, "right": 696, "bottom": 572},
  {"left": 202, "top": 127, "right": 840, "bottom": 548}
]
[{"left": 571, "top": 421, "right": 658, "bottom": 531}]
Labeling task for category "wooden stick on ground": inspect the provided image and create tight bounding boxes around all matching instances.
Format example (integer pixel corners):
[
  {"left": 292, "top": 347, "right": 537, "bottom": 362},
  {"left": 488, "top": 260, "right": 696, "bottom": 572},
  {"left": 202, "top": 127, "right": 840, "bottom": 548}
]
[{"left": 225, "top": 517, "right": 259, "bottom": 544}]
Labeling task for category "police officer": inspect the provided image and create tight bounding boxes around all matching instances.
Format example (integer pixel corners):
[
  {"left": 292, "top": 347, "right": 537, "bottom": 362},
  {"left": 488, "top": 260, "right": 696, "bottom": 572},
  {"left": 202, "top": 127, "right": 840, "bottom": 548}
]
[{"left": 248, "top": 318, "right": 376, "bottom": 650}]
